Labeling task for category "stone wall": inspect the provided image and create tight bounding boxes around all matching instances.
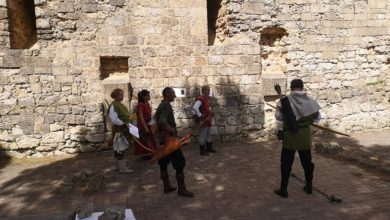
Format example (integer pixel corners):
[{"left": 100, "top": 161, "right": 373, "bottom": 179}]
[{"left": 0, "top": 0, "right": 389, "bottom": 158}]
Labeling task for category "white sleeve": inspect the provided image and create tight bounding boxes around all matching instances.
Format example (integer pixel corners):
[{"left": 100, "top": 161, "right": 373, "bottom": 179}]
[
  {"left": 109, "top": 106, "right": 125, "bottom": 126},
  {"left": 192, "top": 100, "right": 202, "bottom": 117},
  {"left": 313, "top": 111, "right": 321, "bottom": 123},
  {"left": 275, "top": 101, "right": 283, "bottom": 121}
]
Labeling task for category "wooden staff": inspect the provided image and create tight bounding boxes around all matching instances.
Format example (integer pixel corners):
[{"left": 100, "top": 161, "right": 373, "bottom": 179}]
[{"left": 266, "top": 102, "right": 350, "bottom": 137}]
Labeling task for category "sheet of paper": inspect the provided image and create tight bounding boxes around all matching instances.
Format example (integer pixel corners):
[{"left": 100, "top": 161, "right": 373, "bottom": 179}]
[
  {"left": 128, "top": 123, "right": 139, "bottom": 138},
  {"left": 75, "top": 209, "right": 136, "bottom": 220}
]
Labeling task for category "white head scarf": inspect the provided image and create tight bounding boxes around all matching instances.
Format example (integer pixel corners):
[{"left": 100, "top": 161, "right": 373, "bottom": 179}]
[{"left": 287, "top": 91, "right": 320, "bottom": 121}]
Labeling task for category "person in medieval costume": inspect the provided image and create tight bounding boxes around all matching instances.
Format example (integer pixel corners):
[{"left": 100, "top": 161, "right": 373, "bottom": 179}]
[
  {"left": 192, "top": 85, "right": 217, "bottom": 156},
  {"left": 274, "top": 79, "right": 321, "bottom": 198},
  {"left": 155, "top": 87, "right": 194, "bottom": 197},
  {"left": 108, "top": 88, "right": 134, "bottom": 174},
  {"left": 134, "top": 89, "right": 156, "bottom": 160}
]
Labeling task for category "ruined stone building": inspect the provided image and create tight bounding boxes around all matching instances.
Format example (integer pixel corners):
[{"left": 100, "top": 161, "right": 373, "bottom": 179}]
[{"left": 0, "top": 0, "right": 389, "bottom": 158}]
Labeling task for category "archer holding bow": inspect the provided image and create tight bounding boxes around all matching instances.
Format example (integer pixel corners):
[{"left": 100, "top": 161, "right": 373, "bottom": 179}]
[{"left": 274, "top": 79, "right": 321, "bottom": 198}]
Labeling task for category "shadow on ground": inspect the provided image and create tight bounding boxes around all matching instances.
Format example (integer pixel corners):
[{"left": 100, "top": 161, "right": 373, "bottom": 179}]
[
  {"left": 313, "top": 130, "right": 390, "bottom": 182},
  {"left": 1, "top": 132, "right": 390, "bottom": 220},
  {"left": 0, "top": 150, "right": 153, "bottom": 220}
]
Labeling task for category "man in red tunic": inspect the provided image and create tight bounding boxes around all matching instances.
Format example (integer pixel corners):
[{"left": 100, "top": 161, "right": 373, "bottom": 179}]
[{"left": 192, "top": 85, "right": 217, "bottom": 156}]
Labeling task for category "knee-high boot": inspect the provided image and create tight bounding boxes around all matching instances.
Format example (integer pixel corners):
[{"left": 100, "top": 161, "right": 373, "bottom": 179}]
[
  {"left": 303, "top": 163, "right": 314, "bottom": 194},
  {"left": 160, "top": 170, "right": 176, "bottom": 193},
  {"left": 206, "top": 142, "right": 217, "bottom": 153},
  {"left": 176, "top": 174, "right": 194, "bottom": 197},
  {"left": 199, "top": 145, "right": 209, "bottom": 156},
  {"left": 275, "top": 164, "right": 290, "bottom": 198}
]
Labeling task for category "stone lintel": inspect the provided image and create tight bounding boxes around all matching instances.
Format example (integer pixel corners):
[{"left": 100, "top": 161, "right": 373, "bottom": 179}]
[{"left": 261, "top": 73, "right": 287, "bottom": 96}]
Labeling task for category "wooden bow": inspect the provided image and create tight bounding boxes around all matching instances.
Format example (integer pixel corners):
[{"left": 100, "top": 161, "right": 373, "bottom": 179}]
[{"left": 148, "top": 118, "right": 209, "bottom": 164}]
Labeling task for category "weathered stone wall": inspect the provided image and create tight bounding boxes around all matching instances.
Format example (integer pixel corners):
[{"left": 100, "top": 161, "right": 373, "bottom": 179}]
[{"left": 0, "top": 0, "right": 389, "bottom": 158}]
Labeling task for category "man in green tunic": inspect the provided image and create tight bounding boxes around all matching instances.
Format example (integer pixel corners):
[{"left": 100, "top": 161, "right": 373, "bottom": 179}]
[{"left": 274, "top": 79, "right": 321, "bottom": 198}]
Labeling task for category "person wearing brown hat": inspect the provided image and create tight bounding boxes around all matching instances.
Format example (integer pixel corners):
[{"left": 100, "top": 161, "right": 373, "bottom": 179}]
[{"left": 274, "top": 79, "right": 321, "bottom": 198}]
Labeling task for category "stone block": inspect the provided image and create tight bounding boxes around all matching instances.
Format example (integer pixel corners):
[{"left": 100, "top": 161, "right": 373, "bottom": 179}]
[
  {"left": 246, "top": 64, "right": 261, "bottom": 75},
  {"left": 58, "top": 2, "right": 75, "bottom": 13},
  {"left": 53, "top": 67, "right": 68, "bottom": 75},
  {"left": 6, "top": 150, "right": 25, "bottom": 159},
  {"left": 34, "top": 0, "right": 47, "bottom": 6},
  {"left": 241, "top": 75, "right": 257, "bottom": 85},
  {"left": 208, "top": 56, "right": 224, "bottom": 65},
  {"left": 41, "top": 131, "right": 64, "bottom": 144},
  {"left": 81, "top": 4, "right": 98, "bottom": 13},
  {"left": 0, "top": 130, "right": 13, "bottom": 142},
  {"left": 128, "top": 57, "right": 145, "bottom": 67},
  {"left": 18, "top": 97, "right": 35, "bottom": 107},
  {"left": 108, "top": 36, "right": 124, "bottom": 46},
  {"left": 321, "top": 51, "right": 340, "bottom": 59},
  {"left": 36, "top": 18, "right": 51, "bottom": 29},
  {"left": 34, "top": 67, "right": 52, "bottom": 74},
  {"left": 109, "top": 0, "right": 125, "bottom": 7},
  {"left": 261, "top": 73, "right": 287, "bottom": 96},
  {"left": 72, "top": 106, "right": 85, "bottom": 115},
  {"left": 85, "top": 134, "right": 105, "bottom": 143},
  {"left": 3, "top": 56, "right": 20, "bottom": 68},
  {"left": 31, "top": 83, "right": 42, "bottom": 94},
  {"left": 50, "top": 123, "right": 64, "bottom": 132},
  {"left": 56, "top": 75, "right": 74, "bottom": 83},
  {"left": 0, "top": 9, "right": 7, "bottom": 19},
  {"left": 368, "top": 0, "right": 386, "bottom": 8},
  {"left": 16, "top": 136, "right": 40, "bottom": 149}
]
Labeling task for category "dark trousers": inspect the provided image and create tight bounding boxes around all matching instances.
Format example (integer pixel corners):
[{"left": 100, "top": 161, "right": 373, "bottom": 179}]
[
  {"left": 280, "top": 148, "right": 314, "bottom": 189},
  {"left": 158, "top": 149, "right": 186, "bottom": 175}
]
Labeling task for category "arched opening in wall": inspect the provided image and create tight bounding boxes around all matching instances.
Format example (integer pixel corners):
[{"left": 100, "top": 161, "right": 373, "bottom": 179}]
[
  {"left": 260, "top": 26, "right": 289, "bottom": 138},
  {"left": 7, "top": 0, "right": 37, "bottom": 49},
  {"left": 207, "top": 0, "right": 223, "bottom": 45},
  {"left": 100, "top": 56, "right": 132, "bottom": 131},
  {"left": 260, "top": 26, "right": 288, "bottom": 96}
]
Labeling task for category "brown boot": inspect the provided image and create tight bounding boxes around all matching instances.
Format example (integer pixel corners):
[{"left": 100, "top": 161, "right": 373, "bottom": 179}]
[
  {"left": 160, "top": 170, "right": 176, "bottom": 193},
  {"left": 176, "top": 174, "right": 194, "bottom": 197}
]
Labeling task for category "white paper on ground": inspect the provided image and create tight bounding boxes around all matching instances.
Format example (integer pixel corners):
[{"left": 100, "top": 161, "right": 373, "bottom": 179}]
[
  {"left": 75, "top": 209, "right": 136, "bottom": 220},
  {"left": 128, "top": 123, "right": 139, "bottom": 138}
]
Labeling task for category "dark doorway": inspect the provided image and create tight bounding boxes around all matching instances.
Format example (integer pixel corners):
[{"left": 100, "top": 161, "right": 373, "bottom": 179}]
[
  {"left": 7, "top": 0, "right": 37, "bottom": 49},
  {"left": 207, "top": 0, "right": 223, "bottom": 45}
]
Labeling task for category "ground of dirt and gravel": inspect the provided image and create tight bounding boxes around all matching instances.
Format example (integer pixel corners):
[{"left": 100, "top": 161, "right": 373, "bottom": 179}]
[{"left": 0, "top": 130, "right": 389, "bottom": 220}]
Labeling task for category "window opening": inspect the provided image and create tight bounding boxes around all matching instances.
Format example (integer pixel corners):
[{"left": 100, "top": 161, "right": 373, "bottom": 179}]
[{"left": 7, "top": 0, "right": 37, "bottom": 49}]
